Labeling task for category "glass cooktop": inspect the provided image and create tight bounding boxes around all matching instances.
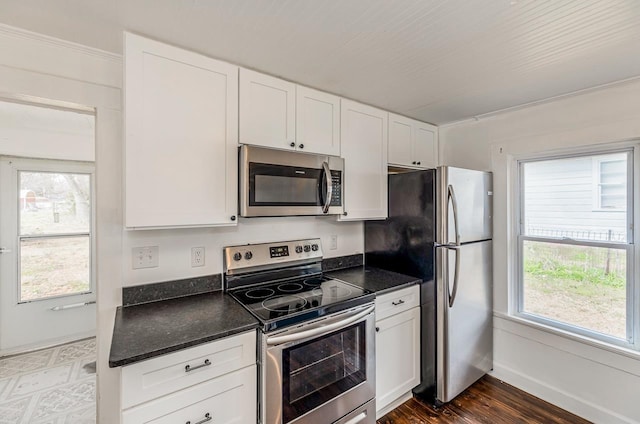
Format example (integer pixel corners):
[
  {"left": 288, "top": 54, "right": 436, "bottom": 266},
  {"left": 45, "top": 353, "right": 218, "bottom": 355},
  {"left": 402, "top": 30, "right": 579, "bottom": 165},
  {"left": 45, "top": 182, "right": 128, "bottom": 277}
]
[{"left": 229, "top": 275, "right": 370, "bottom": 327}]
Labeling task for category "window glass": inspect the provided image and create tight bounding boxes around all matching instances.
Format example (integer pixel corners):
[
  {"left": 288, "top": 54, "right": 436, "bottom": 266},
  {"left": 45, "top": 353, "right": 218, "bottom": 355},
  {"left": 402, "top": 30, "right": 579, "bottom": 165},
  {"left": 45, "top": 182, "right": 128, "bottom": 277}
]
[{"left": 519, "top": 150, "right": 632, "bottom": 344}]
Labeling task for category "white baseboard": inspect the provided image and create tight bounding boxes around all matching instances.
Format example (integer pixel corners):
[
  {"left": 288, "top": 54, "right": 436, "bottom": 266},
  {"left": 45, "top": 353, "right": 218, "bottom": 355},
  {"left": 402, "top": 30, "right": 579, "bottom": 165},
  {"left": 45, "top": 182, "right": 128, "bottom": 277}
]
[
  {"left": 0, "top": 330, "right": 95, "bottom": 358},
  {"left": 491, "top": 362, "right": 638, "bottom": 424},
  {"left": 376, "top": 391, "right": 413, "bottom": 419}
]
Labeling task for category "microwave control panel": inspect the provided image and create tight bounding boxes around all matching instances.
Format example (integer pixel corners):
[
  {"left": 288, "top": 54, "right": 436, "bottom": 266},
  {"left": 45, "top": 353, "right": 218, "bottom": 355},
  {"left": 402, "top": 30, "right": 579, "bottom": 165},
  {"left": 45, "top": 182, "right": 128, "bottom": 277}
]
[{"left": 330, "top": 171, "right": 342, "bottom": 206}]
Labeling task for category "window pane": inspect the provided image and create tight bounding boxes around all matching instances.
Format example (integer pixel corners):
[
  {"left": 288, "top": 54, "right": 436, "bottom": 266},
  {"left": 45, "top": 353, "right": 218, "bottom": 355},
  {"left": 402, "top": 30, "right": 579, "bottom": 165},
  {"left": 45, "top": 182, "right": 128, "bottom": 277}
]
[
  {"left": 522, "top": 240, "right": 626, "bottom": 339},
  {"left": 522, "top": 153, "right": 628, "bottom": 242},
  {"left": 19, "top": 172, "right": 91, "bottom": 235},
  {"left": 20, "top": 237, "right": 90, "bottom": 301}
]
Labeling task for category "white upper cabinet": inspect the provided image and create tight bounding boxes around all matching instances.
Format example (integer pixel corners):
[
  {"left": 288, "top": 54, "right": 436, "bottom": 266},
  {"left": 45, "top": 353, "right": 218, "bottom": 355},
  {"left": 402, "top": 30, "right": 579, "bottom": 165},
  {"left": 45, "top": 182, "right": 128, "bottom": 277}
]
[
  {"left": 239, "top": 68, "right": 296, "bottom": 151},
  {"left": 340, "top": 99, "right": 388, "bottom": 221},
  {"left": 240, "top": 69, "right": 340, "bottom": 155},
  {"left": 388, "top": 113, "right": 438, "bottom": 169},
  {"left": 124, "top": 33, "right": 239, "bottom": 228},
  {"left": 296, "top": 86, "right": 340, "bottom": 156}
]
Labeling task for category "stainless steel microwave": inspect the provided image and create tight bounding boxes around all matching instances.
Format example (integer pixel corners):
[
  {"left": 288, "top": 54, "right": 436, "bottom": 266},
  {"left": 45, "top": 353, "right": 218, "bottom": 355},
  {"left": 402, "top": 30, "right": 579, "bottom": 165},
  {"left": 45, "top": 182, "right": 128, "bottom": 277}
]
[{"left": 239, "top": 145, "right": 344, "bottom": 217}]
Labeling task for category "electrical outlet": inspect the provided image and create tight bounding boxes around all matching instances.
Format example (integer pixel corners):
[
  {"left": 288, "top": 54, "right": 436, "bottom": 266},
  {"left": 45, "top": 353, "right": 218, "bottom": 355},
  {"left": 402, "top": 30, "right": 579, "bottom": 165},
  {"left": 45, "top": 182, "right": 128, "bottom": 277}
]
[
  {"left": 191, "top": 247, "right": 205, "bottom": 267},
  {"left": 132, "top": 246, "right": 159, "bottom": 269},
  {"left": 330, "top": 235, "right": 338, "bottom": 250}
]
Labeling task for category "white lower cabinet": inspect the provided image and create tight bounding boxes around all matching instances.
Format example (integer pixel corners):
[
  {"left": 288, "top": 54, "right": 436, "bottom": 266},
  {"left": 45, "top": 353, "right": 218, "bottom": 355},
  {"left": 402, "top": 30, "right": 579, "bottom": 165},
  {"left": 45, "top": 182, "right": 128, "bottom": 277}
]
[
  {"left": 375, "top": 286, "right": 421, "bottom": 417},
  {"left": 121, "top": 331, "right": 256, "bottom": 423},
  {"left": 122, "top": 365, "right": 256, "bottom": 424}
]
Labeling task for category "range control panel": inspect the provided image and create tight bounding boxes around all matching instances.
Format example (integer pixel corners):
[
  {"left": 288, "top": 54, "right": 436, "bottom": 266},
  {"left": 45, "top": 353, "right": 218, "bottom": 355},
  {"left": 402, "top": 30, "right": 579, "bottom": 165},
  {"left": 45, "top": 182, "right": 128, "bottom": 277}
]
[{"left": 224, "top": 238, "right": 323, "bottom": 273}]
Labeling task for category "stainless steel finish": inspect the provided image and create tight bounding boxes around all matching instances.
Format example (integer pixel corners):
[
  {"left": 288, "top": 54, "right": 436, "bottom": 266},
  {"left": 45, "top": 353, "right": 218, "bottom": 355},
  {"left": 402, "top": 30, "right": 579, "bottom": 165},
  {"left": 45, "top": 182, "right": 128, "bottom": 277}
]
[
  {"left": 266, "top": 305, "right": 374, "bottom": 345},
  {"left": 322, "top": 161, "right": 333, "bottom": 214},
  {"left": 184, "top": 359, "right": 211, "bottom": 372},
  {"left": 239, "top": 145, "right": 344, "bottom": 217},
  {"left": 436, "top": 240, "right": 493, "bottom": 403},
  {"left": 263, "top": 303, "right": 376, "bottom": 424},
  {"left": 187, "top": 413, "right": 211, "bottom": 424},
  {"left": 50, "top": 300, "right": 96, "bottom": 311},
  {"left": 223, "top": 238, "right": 323, "bottom": 274},
  {"left": 0, "top": 247, "right": 12, "bottom": 254},
  {"left": 437, "top": 166, "right": 492, "bottom": 245},
  {"left": 333, "top": 399, "right": 375, "bottom": 424}
]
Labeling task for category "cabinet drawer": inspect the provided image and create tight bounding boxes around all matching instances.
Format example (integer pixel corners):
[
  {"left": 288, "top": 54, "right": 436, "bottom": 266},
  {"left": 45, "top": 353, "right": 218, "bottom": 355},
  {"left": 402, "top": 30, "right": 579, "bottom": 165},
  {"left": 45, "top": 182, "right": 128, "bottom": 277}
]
[
  {"left": 375, "top": 285, "right": 419, "bottom": 321},
  {"left": 122, "top": 365, "right": 256, "bottom": 424},
  {"left": 121, "top": 331, "right": 256, "bottom": 409}
]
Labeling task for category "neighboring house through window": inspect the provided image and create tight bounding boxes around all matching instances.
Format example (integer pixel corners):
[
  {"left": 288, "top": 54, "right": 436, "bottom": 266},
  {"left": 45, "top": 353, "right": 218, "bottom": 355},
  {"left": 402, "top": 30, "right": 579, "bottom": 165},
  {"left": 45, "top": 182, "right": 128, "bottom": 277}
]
[{"left": 516, "top": 147, "right": 636, "bottom": 349}]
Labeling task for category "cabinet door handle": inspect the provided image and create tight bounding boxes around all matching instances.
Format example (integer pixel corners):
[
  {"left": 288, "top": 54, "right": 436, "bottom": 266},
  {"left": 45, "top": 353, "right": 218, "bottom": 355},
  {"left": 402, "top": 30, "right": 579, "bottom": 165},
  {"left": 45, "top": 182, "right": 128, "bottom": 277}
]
[
  {"left": 290, "top": 142, "right": 296, "bottom": 147},
  {"left": 417, "top": 161, "right": 421, "bottom": 165},
  {"left": 186, "top": 412, "right": 211, "bottom": 424},
  {"left": 412, "top": 161, "right": 417, "bottom": 165},
  {"left": 375, "top": 326, "right": 380, "bottom": 332},
  {"left": 185, "top": 359, "right": 211, "bottom": 372},
  {"left": 391, "top": 299, "right": 405, "bottom": 306},
  {"left": 298, "top": 143, "right": 304, "bottom": 149}
]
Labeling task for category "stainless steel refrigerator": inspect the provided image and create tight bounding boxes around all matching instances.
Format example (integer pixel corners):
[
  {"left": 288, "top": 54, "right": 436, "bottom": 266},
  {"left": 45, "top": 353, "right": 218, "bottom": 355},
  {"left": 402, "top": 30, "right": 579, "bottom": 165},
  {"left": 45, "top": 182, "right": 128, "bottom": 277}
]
[{"left": 364, "top": 166, "right": 493, "bottom": 404}]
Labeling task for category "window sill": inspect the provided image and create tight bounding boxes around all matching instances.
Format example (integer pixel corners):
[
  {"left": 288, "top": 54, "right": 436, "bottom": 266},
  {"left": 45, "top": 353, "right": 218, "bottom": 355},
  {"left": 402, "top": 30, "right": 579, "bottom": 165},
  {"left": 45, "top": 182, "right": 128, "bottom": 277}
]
[{"left": 494, "top": 312, "right": 640, "bottom": 374}]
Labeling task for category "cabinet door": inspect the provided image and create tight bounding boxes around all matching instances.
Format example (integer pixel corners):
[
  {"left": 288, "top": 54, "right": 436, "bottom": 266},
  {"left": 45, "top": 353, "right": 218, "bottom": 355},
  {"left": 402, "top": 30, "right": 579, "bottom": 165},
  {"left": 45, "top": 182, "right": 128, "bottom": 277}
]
[
  {"left": 239, "top": 68, "right": 296, "bottom": 150},
  {"left": 124, "top": 33, "right": 238, "bottom": 228},
  {"left": 122, "top": 365, "right": 256, "bottom": 424},
  {"left": 376, "top": 307, "right": 421, "bottom": 413},
  {"left": 339, "top": 99, "right": 388, "bottom": 221},
  {"left": 414, "top": 122, "right": 438, "bottom": 169},
  {"left": 296, "top": 85, "right": 340, "bottom": 155},
  {"left": 388, "top": 113, "right": 413, "bottom": 167}
]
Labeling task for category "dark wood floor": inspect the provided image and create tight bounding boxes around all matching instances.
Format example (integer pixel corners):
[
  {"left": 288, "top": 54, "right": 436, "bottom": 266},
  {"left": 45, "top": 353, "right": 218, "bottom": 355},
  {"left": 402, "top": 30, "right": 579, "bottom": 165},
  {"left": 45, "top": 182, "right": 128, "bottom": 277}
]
[{"left": 377, "top": 376, "right": 591, "bottom": 424}]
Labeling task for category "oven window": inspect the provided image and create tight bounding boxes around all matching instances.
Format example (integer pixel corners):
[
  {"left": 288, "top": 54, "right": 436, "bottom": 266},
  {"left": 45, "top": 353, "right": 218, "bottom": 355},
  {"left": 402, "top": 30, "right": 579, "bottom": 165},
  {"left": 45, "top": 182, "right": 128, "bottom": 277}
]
[{"left": 282, "top": 322, "right": 366, "bottom": 423}]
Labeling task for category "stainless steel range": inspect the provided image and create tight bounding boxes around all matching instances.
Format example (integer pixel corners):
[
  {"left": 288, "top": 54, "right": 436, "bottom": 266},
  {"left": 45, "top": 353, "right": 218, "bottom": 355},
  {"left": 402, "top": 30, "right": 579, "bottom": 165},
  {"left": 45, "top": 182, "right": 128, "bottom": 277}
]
[{"left": 224, "top": 239, "right": 376, "bottom": 424}]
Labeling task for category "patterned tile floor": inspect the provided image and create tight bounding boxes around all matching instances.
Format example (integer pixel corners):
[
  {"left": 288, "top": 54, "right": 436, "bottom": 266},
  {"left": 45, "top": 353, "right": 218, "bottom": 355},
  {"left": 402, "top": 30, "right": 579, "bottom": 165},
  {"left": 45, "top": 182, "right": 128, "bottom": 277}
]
[{"left": 0, "top": 338, "right": 96, "bottom": 424}]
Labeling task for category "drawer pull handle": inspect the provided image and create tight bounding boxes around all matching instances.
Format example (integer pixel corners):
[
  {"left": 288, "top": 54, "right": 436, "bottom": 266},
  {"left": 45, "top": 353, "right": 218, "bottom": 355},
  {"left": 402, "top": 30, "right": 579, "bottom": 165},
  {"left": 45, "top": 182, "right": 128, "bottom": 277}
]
[
  {"left": 392, "top": 299, "right": 405, "bottom": 306},
  {"left": 185, "top": 359, "right": 211, "bottom": 372},
  {"left": 187, "top": 412, "right": 211, "bottom": 424}
]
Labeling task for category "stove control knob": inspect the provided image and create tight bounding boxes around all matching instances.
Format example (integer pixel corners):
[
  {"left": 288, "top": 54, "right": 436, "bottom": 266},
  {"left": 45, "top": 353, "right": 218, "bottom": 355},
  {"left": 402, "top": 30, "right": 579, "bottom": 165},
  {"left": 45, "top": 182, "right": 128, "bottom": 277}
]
[
  {"left": 311, "top": 244, "right": 319, "bottom": 251},
  {"left": 244, "top": 251, "right": 253, "bottom": 260},
  {"left": 233, "top": 252, "right": 242, "bottom": 261},
  {"left": 303, "top": 245, "right": 311, "bottom": 252},
  {"left": 295, "top": 245, "right": 303, "bottom": 254}
]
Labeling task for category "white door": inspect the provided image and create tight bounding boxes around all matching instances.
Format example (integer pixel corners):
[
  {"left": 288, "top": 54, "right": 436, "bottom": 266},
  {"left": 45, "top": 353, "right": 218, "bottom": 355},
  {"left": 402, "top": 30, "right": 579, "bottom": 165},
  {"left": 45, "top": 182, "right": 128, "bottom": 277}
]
[
  {"left": 388, "top": 113, "right": 414, "bottom": 167},
  {"left": 339, "top": 99, "right": 388, "bottom": 221},
  {"left": 0, "top": 157, "right": 96, "bottom": 354},
  {"left": 239, "top": 68, "right": 296, "bottom": 151},
  {"left": 414, "top": 123, "right": 438, "bottom": 169},
  {"left": 296, "top": 85, "right": 340, "bottom": 155}
]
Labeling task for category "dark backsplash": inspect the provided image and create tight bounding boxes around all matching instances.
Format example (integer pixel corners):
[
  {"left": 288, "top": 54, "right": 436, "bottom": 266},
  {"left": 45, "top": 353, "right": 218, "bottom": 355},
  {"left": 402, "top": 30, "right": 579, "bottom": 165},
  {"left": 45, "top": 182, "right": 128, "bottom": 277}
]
[
  {"left": 322, "top": 254, "right": 363, "bottom": 272},
  {"left": 122, "top": 274, "right": 222, "bottom": 306}
]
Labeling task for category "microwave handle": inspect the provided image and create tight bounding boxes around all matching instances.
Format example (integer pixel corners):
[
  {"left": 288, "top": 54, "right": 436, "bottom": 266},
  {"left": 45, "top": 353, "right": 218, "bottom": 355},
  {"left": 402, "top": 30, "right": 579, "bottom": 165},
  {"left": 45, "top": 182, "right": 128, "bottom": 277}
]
[{"left": 321, "top": 161, "right": 333, "bottom": 214}]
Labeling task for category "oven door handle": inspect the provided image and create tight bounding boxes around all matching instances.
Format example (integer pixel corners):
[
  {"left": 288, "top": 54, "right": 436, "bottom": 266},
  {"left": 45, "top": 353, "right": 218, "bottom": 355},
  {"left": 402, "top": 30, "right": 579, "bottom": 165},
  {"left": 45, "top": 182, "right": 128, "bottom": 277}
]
[{"left": 266, "top": 305, "right": 374, "bottom": 346}]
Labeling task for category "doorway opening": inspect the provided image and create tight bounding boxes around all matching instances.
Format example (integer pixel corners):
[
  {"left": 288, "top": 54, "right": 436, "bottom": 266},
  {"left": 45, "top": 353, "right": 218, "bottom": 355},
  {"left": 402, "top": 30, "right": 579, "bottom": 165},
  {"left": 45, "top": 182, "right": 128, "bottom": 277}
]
[{"left": 0, "top": 99, "right": 96, "bottom": 422}]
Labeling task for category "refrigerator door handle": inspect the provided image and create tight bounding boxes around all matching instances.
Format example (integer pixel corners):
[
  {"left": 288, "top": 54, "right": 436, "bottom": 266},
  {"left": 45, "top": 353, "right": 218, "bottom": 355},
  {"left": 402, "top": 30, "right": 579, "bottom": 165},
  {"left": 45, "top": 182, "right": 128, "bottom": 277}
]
[
  {"left": 448, "top": 185, "right": 461, "bottom": 246},
  {"left": 445, "top": 245, "right": 461, "bottom": 307}
]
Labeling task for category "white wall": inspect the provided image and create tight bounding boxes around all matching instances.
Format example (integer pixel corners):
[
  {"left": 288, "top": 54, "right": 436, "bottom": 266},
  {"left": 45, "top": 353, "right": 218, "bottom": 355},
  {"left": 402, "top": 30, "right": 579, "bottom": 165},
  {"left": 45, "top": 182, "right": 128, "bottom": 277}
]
[
  {"left": 124, "top": 218, "right": 362, "bottom": 286},
  {"left": 441, "top": 79, "right": 640, "bottom": 424}
]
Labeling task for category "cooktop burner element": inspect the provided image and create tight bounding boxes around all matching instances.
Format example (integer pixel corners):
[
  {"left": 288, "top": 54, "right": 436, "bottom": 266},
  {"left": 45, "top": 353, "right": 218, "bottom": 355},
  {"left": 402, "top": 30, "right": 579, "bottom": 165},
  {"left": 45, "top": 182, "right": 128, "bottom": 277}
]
[{"left": 224, "top": 238, "right": 374, "bottom": 331}]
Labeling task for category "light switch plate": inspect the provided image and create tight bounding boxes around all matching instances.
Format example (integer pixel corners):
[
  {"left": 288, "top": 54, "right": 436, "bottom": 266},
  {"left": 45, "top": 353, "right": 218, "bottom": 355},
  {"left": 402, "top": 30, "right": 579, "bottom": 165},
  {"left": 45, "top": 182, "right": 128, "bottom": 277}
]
[{"left": 132, "top": 246, "right": 159, "bottom": 269}]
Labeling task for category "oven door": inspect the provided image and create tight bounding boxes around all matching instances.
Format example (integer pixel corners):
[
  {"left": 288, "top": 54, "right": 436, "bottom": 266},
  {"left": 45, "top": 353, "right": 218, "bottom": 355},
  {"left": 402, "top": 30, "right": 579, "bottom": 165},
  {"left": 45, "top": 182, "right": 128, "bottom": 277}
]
[
  {"left": 263, "top": 304, "right": 376, "bottom": 424},
  {"left": 240, "top": 145, "right": 343, "bottom": 217}
]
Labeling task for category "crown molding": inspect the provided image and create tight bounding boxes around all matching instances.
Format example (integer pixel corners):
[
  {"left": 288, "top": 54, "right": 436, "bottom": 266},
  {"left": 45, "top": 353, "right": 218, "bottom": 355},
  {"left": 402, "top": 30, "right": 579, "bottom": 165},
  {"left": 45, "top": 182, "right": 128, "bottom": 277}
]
[{"left": 0, "top": 23, "right": 121, "bottom": 63}]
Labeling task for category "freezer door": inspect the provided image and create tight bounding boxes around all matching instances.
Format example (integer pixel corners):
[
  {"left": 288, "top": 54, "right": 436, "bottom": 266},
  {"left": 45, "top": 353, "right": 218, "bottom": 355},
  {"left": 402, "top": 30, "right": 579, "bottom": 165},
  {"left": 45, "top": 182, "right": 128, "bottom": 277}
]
[
  {"left": 437, "top": 166, "right": 492, "bottom": 244},
  {"left": 436, "top": 240, "right": 492, "bottom": 403}
]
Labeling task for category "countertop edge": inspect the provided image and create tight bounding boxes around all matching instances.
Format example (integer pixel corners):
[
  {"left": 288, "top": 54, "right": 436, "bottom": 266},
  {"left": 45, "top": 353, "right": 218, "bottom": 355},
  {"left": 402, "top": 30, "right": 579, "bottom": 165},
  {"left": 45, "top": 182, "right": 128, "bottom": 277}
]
[{"left": 108, "top": 322, "right": 259, "bottom": 368}]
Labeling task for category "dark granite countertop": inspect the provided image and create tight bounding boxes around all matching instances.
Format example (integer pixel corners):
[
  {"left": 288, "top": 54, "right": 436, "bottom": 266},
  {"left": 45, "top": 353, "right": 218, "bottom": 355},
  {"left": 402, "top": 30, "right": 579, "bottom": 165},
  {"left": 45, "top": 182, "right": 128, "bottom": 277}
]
[
  {"left": 109, "top": 291, "right": 259, "bottom": 367},
  {"left": 326, "top": 265, "right": 421, "bottom": 295}
]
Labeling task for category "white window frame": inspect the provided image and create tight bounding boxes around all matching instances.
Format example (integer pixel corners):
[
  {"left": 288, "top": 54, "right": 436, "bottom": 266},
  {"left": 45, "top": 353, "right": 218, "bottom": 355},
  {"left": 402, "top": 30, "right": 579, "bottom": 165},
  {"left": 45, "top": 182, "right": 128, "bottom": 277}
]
[
  {"left": 592, "top": 154, "right": 627, "bottom": 211},
  {"left": 515, "top": 145, "right": 637, "bottom": 351},
  {"left": 13, "top": 158, "right": 96, "bottom": 303}
]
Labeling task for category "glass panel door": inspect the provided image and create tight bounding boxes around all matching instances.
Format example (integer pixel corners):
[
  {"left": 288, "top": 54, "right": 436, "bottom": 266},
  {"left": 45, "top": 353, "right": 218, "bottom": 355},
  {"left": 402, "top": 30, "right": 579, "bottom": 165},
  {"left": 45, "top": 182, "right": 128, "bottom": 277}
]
[{"left": 282, "top": 322, "right": 367, "bottom": 423}]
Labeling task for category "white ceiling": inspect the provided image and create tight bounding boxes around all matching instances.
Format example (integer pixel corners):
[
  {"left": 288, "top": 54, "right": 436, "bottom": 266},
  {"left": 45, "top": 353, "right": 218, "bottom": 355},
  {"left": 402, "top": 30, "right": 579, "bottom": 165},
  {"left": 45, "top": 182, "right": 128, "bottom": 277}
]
[{"left": 2, "top": 0, "right": 640, "bottom": 124}]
